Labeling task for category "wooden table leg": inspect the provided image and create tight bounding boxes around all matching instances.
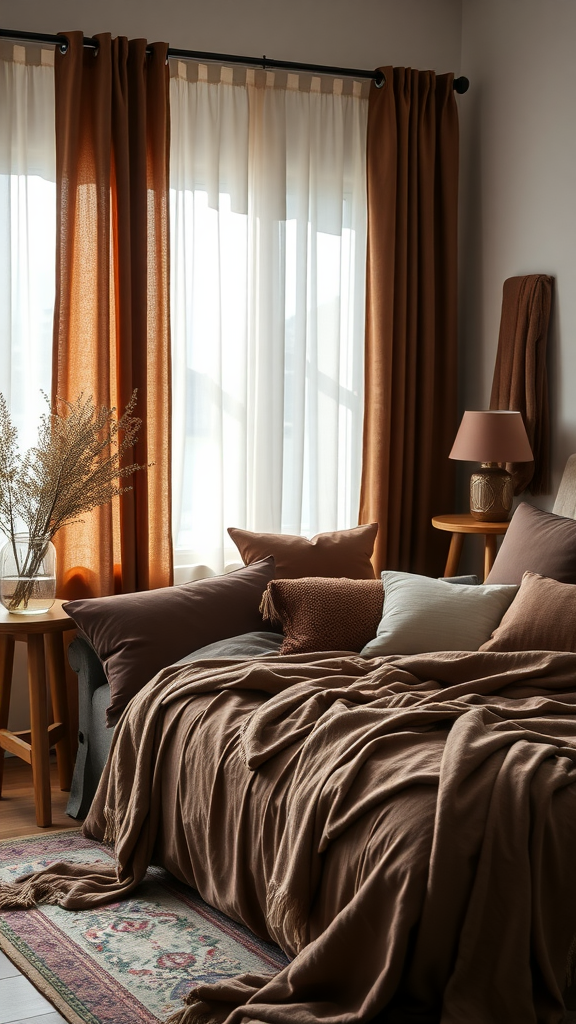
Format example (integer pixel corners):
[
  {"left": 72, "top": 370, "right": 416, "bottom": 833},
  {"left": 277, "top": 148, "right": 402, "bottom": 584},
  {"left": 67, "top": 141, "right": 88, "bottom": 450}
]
[
  {"left": 45, "top": 632, "right": 73, "bottom": 791},
  {"left": 484, "top": 534, "right": 498, "bottom": 581},
  {"left": 0, "top": 634, "right": 15, "bottom": 797},
  {"left": 27, "top": 633, "right": 52, "bottom": 827},
  {"left": 444, "top": 533, "right": 465, "bottom": 577}
]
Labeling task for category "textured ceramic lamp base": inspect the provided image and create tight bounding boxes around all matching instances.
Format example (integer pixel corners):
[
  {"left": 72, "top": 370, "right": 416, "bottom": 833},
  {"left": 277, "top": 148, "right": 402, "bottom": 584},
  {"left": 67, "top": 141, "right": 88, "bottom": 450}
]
[{"left": 469, "top": 464, "right": 514, "bottom": 522}]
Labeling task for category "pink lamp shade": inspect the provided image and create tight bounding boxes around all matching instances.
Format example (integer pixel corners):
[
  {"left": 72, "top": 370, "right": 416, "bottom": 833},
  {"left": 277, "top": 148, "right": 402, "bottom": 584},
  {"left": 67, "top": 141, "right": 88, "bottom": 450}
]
[
  {"left": 449, "top": 411, "right": 533, "bottom": 522},
  {"left": 449, "top": 410, "right": 533, "bottom": 464}
]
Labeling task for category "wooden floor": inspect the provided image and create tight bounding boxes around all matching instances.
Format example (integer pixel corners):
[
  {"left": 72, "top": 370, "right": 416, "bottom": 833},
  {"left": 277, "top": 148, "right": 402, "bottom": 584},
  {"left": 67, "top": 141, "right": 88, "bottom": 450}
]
[
  {"left": 0, "top": 755, "right": 80, "bottom": 1023},
  {"left": 0, "top": 755, "right": 79, "bottom": 841}
]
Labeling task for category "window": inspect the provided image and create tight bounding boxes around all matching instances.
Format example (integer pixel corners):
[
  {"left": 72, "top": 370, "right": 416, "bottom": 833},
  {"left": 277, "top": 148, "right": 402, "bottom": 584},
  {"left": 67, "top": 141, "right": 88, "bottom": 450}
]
[
  {"left": 0, "top": 45, "right": 56, "bottom": 455},
  {"left": 0, "top": 49, "right": 369, "bottom": 579},
  {"left": 170, "top": 63, "right": 368, "bottom": 576}
]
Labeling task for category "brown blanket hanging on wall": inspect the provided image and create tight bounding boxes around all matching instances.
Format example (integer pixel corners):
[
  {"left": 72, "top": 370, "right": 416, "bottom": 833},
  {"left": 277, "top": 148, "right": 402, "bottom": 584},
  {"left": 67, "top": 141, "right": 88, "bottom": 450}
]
[{"left": 490, "top": 274, "right": 553, "bottom": 495}]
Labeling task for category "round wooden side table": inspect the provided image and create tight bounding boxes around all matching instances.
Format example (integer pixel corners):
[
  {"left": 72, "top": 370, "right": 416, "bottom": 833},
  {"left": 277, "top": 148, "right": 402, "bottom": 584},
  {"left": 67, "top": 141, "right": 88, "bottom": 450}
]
[
  {"left": 0, "top": 599, "right": 74, "bottom": 827},
  {"left": 432, "top": 514, "right": 510, "bottom": 582}
]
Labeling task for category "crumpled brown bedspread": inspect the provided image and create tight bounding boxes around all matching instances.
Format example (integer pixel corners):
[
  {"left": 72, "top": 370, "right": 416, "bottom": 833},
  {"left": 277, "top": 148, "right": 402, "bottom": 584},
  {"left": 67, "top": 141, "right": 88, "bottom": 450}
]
[{"left": 4, "top": 649, "right": 576, "bottom": 1024}]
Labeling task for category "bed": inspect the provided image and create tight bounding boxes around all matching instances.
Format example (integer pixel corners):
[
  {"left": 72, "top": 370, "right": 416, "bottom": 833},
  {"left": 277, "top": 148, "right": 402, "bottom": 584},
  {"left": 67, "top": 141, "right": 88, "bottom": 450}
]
[{"left": 5, "top": 496, "right": 576, "bottom": 1024}]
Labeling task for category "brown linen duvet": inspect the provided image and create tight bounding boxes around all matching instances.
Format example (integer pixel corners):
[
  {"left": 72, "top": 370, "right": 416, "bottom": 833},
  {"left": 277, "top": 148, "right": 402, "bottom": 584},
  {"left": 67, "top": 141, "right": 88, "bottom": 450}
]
[{"left": 4, "top": 649, "right": 576, "bottom": 1024}]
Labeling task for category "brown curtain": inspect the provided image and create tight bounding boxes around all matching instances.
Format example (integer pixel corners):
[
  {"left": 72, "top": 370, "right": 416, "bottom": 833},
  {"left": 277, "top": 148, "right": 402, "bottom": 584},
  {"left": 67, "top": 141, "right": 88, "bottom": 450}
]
[
  {"left": 52, "top": 32, "right": 172, "bottom": 598},
  {"left": 489, "top": 274, "right": 553, "bottom": 496},
  {"left": 359, "top": 67, "right": 459, "bottom": 576}
]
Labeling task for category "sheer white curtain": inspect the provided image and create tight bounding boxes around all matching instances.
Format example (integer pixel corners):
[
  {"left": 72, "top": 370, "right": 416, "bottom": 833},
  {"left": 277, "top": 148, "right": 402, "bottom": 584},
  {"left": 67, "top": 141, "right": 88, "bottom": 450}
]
[
  {"left": 170, "top": 62, "right": 368, "bottom": 578},
  {"left": 0, "top": 44, "right": 56, "bottom": 454}
]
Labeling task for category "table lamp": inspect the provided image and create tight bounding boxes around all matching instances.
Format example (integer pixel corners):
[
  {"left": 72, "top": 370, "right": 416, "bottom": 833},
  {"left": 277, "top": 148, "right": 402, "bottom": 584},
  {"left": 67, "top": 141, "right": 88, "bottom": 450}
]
[{"left": 449, "top": 410, "right": 533, "bottom": 522}]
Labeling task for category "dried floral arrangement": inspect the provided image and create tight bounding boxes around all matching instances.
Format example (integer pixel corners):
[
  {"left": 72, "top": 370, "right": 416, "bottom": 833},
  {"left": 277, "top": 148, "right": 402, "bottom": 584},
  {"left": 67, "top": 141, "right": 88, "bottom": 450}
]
[{"left": 0, "top": 391, "right": 145, "bottom": 611}]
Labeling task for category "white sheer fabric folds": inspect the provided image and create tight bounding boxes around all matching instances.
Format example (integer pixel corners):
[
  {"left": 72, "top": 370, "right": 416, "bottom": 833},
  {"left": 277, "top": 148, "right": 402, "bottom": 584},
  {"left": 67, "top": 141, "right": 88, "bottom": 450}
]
[
  {"left": 0, "top": 44, "right": 56, "bottom": 453},
  {"left": 170, "top": 62, "right": 368, "bottom": 577}
]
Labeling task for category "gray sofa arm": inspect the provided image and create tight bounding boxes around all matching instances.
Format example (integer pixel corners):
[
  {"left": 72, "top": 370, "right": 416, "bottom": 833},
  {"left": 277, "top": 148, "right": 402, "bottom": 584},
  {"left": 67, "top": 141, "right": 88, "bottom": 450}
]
[
  {"left": 65, "top": 629, "right": 284, "bottom": 819},
  {"left": 66, "top": 635, "right": 114, "bottom": 820},
  {"left": 67, "top": 633, "right": 108, "bottom": 695}
]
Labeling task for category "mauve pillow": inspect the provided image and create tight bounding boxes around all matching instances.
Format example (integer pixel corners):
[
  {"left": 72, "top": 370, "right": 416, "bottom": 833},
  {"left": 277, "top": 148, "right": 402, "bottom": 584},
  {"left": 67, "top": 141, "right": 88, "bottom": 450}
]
[
  {"left": 64, "top": 557, "right": 275, "bottom": 725},
  {"left": 485, "top": 503, "right": 576, "bottom": 585},
  {"left": 480, "top": 572, "right": 576, "bottom": 652},
  {"left": 228, "top": 524, "right": 378, "bottom": 579},
  {"left": 260, "top": 577, "right": 384, "bottom": 655}
]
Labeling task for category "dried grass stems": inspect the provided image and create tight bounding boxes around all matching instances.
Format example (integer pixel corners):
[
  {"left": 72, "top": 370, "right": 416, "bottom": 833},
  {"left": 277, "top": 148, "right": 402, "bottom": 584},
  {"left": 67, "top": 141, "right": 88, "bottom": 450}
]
[{"left": 0, "top": 391, "right": 147, "bottom": 609}]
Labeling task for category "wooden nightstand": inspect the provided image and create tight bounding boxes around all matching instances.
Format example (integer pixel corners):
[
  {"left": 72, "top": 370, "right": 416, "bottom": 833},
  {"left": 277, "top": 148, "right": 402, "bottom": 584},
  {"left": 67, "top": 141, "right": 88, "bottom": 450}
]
[
  {"left": 432, "top": 514, "right": 510, "bottom": 582},
  {"left": 0, "top": 600, "right": 74, "bottom": 827}
]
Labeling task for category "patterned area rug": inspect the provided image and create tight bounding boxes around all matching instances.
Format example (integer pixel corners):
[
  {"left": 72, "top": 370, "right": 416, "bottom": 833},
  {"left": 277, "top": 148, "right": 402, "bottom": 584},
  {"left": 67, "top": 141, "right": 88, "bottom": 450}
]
[{"left": 0, "top": 829, "right": 288, "bottom": 1024}]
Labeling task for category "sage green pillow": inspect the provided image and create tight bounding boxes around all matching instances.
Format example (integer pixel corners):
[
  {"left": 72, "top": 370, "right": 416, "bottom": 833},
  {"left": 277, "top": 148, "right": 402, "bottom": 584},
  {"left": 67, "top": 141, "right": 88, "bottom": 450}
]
[{"left": 361, "top": 571, "right": 517, "bottom": 657}]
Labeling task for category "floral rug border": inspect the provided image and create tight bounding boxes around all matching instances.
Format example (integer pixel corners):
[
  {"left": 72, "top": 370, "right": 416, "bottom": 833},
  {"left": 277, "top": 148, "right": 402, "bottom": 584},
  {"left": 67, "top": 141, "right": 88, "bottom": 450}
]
[
  {"left": 0, "top": 828, "right": 288, "bottom": 1024},
  {"left": 0, "top": 921, "right": 89, "bottom": 1024},
  {"left": 0, "top": 825, "right": 87, "bottom": 1024}
]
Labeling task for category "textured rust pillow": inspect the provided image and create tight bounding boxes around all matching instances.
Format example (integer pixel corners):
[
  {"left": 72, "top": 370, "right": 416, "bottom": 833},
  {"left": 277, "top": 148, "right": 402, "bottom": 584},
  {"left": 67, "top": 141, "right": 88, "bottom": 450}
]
[
  {"left": 485, "top": 503, "right": 576, "bottom": 585},
  {"left": 260, "top": 577, "right": 384, "bottom": 655},
  {"left": 64, "top": 557, "right": 275, "bottom": 725},
  {"left": 228, "top": 524, "right": 378, "bottom": 579},
  {"left": 480, "top": 572, "right": 576, "bottom": 652}
]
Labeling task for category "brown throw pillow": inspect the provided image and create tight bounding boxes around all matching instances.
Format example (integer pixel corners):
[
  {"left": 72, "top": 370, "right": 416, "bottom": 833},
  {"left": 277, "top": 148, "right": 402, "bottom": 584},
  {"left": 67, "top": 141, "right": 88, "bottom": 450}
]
[
  {"left": 260, "top": 577, "right": 384, "bottom": 655},
  {"left": 64, "top": 557, "right": 275, "bottom": 725},
  {"left": 228, "top": 523, "right": 378, "bottom": 579},
  {"left": 480, "top": 572, "right": 576, "bottom": 652},
  {"left": 485, "top": 502, "right": 576, "bottom": 585}
]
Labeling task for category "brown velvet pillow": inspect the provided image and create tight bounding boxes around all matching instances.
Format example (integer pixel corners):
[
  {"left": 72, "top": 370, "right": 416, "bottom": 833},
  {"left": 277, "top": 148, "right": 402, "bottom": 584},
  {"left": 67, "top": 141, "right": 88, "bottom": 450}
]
[
  {"left": 228, "top": 523, "right": 378, "bottom": 580},
  {"left": 480, "top": 572, "right": 576, "bottom": 652},
  {"left": 64, "top": 557, "right": 275, "bottom": 725},
  {"left": 260, "top": 577, "right": 384, "bottom": 655},
  {"left": 485, "top": 503, "right": 576, "bottom": 585}
]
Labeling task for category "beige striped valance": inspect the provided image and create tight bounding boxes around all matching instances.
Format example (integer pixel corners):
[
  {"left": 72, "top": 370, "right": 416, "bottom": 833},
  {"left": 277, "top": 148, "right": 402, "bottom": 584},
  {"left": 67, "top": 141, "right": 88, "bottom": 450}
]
[{"left": 169, "top": 59, "right": 371, "bottom": 97}]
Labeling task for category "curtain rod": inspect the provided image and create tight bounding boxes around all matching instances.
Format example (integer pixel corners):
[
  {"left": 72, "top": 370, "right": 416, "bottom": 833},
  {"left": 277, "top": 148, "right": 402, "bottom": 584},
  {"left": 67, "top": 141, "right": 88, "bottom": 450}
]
[{"left": 0, "top": 27, "right": 470, "bottom": 93}]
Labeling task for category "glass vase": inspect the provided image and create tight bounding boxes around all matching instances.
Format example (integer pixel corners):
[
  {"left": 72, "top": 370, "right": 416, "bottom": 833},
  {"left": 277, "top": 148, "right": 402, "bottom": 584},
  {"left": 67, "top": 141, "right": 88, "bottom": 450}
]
[{"left": 0, "top": 533, "right": 57, "bottom": 614}]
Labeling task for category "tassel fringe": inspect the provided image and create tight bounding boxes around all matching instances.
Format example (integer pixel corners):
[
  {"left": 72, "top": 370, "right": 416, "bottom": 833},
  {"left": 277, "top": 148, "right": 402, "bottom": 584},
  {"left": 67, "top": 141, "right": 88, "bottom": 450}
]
[
  {"left": 0, "top": 877, "right": 68, "bottom": 910},
  {"left": 259, "top": 584, "right": 283, "bottom": 626},
  {"left": 103, "top": 804, "right": 120, "bottom": 846},
  {"left": 239, "top": 715, "right": 252, "bottom": 768},
  {"left": 165, "top": 995, "right": 223, "bottom": 1024},
  {"left": 266, "top": 878, "right": 306, "bottom": 952}
]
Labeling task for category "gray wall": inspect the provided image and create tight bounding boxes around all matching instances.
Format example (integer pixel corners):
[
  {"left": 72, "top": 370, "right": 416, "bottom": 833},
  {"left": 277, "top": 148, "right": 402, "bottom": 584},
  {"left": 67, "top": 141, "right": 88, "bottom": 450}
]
[
  {"left": 459, "top": 0, "right": 576, "bottom": 510},
  {"left": 0, "top": 0, "right": 463, "bottom": 73}
]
